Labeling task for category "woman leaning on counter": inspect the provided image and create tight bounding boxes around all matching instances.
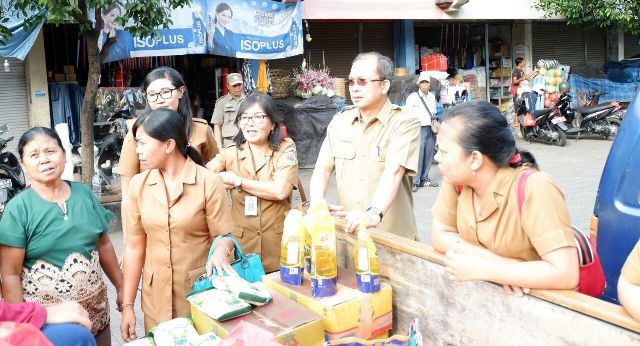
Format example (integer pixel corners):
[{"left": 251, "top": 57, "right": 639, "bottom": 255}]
[
  {"left": 431, "top": 101, "right": 579, "bottom": 296},
  {"left": 120, "top": 108, "right": 235, "bottom": 341},
  {"left": 206, "top": 93, "right": 299, "bottom": 273},
  {"left": 619, "top": 239, "right": 640, "bottom": 322},
  {"left": 119, "top": 67, "right": 218, "bottom": 243}
]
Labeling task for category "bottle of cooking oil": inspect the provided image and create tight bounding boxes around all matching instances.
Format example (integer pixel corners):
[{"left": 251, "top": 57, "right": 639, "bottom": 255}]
[
  {"left": 304, "top": 226, "right": 312, "bottom": 274},
  {"left": 280, "top": 209, "right": 305, "bottom": 285},
  {"left": 305, "top": 201, "right": 337, "bottom": 297},
  {"left": 354, "top": 217, "right": 380, "bottom": 293}
]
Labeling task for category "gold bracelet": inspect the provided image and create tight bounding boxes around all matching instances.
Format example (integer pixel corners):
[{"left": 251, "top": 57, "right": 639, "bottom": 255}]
[{"left": 120, "top": 303, "right": 134, "bottom": 309}]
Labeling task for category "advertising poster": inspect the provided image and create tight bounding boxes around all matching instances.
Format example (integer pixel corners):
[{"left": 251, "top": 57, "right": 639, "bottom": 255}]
[{"left": 94, "top": 0, "right": 302, "bottom": 63}]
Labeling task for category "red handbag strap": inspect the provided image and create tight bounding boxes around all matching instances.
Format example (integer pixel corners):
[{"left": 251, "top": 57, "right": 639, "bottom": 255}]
[{"left": 516, "top": 168, "right": 594, "bottom": 265}]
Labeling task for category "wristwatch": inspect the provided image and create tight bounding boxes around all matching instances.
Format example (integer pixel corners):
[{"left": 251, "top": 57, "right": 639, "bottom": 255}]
[
  {"left": 366, "top": 206, "right": 384, "bottom": 221},
  {"left": 234, "top": 176, "right": 242, "bottom": 191}
]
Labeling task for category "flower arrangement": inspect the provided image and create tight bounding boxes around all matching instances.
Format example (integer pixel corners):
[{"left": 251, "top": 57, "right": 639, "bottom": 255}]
[{"left": 292, "top": 65, "right": 335, "bottom": 99}]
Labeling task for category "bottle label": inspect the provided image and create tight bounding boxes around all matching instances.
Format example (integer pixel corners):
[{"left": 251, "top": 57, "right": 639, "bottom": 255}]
[
  {"left": 280, "top": 264, "right": 303, "bottom": 286},
  {"left": 311, "top": 276, "right": 337, "bottom": 297},
  {"left": 357, "top": 273, "right": 381, "bottom": 293},
  {"left": 357, "top": 247, "right": 369, "bottom": 271},
  {"left": 286, "top": 241, "right": 299, "bottom": 264}
]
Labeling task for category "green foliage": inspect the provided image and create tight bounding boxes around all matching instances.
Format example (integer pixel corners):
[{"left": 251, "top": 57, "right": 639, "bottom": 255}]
[
  {"left": 535, "top": 0, "right": 640, "bottom": 34},
  {"left": 0, "top": 0, "right": 192, "bottom": 42}
]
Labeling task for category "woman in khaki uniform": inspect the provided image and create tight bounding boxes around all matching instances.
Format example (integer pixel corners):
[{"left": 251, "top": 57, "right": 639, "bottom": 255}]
[
  {"left": 207, "top": 93, "right": 298, "bottom": 273},
  {"left": 119, "top": 67, "right": 218, "bottom": 244},
  {"left": 619, "top": 239, "right": 640, "bottom": 322},
  {"left": 120, "top": 109, "right": 234, "bottom": 342},
  {"left": 431, "top": 101, "right": 578, "bottom": 296}
]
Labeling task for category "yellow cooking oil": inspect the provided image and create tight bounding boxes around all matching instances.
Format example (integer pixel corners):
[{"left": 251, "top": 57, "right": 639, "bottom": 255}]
[
  {"left": 354, "top": 217, "right": 381, "bottom": 293},
  {"left": 279, "top": 209, "right": 305, "bottom": 285},
  {"left": 305, "top": 201, "right": 337, "bottom": 297}
]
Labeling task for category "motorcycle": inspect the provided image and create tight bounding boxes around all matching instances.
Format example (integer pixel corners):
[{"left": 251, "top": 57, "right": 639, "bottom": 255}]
[
  {"left": 516, "top": 91, "right": 568, "bottom": 147},
  {"left": 583, "top": 91, "right": 628, "bottom": 121},
  {"left": 95, "top": 117, "right": 129, "bottom": 187},
  {"left": 0, "top": 125, "right": 26, "bottom": 216},
  {"left": 557, "top": 91, "right": 622, "bottom": 140}
]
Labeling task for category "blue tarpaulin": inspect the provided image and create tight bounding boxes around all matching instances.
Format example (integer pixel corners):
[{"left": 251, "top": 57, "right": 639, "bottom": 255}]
[
  {"left": 568, "top": 74, "right": 640, "bottom": 108},
  {"left": 0, "top": 5, "right": 46, "bottom": 60}
]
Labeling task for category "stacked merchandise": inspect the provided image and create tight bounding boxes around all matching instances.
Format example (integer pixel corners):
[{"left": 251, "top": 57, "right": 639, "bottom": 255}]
[
  {"left": 460, "top": 67, "right": 487, "bottom": 101},
  {"left": 528, "top": 60, "right": 569, "bottom": 111}
]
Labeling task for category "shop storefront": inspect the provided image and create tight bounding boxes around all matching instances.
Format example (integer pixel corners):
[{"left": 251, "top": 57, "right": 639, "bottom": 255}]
[{"left": 0, "top": 58, "right": 31, "bottom": 149}]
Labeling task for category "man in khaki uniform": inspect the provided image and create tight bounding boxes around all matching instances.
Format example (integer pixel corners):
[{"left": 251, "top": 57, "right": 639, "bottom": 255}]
[
  {"left": 211, "top": 73, "right": 244, "bottom": 150},
  {"left": 310, "top": 52, "right": 421, "bottom": 239}
]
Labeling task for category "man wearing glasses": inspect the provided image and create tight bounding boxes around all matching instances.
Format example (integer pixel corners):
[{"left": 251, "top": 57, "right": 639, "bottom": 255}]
[
  {"left": 211, "top": 73, "right": 245, "bottom": 151},
  {"left": 310, "top": 52, "right": 421, "bottom": 239}
]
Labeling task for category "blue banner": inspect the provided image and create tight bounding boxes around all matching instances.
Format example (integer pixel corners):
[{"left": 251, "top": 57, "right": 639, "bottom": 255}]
[
  {"left": 93, "top": 0, "right": 302, "bottom": 63},
  {"left": 0, "top": 3, "right": 45, "bottom": 60}
]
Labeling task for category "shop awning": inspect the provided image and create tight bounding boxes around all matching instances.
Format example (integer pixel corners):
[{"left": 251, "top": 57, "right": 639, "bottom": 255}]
[
  {"left": 301, "top": 0, "right": 557, "bottom": 20},
  {"left": 0, "top": 8, "right": 46, "bottom": 60}
]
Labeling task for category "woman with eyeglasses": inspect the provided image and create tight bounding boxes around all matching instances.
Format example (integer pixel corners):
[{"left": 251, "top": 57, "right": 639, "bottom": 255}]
[
  {"left": 118, "top": 67, "right": 218, "bottom": 249},
  {"left": 206, "top": 93, "right": 299, "bottom": 273}
]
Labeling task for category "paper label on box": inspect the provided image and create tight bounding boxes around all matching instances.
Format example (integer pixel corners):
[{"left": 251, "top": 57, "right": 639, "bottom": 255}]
[{"left": 286, "top": 241, "right": 299, "bottom": 264}]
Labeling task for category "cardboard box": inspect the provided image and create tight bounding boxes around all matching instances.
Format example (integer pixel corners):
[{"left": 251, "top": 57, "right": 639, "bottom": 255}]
[
  {"left": 66, "top": 73, "right": 76, "bottom": 81},
  {"left": 191, "top": 286, "right": 324, "bottom": 346},
  {"left": 263, "top": 268, "right": 392, "bottom": 341},
  {"left": 54, "top": 73, "right": 66, "bottom": 82},
  {"left": 63, "top": 65, "right": 75, "bottom": 74}
]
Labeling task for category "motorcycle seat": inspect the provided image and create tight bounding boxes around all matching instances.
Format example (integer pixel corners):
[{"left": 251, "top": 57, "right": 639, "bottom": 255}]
[
  {"left": 532, "top": 108, "right": 553, "bottom": 118},
  {"left": 580, "top": 103, "right": 614, "bottom": 114}
]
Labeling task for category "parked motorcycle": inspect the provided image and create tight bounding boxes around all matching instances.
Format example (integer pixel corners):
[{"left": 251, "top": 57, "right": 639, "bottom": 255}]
[
  {"left": 583, "top": 91, "right": 628, "bottom": 121},
  {"left": 95, "top": 117, "right": 129, "bottom": 187},
  {"left": 0, "top": 125, "right": 26, "bottom": 216},
  {"left": 516, "top": 92, "right": 568, "bottom": 147},
  {"left": 557, "top": 91, "right": 622, "bottom": 140}
]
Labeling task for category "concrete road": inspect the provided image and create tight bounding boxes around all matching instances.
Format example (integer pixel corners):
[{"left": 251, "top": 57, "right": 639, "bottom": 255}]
[{"left": 105, "top": 136, "right": 613, "bottom": 344}]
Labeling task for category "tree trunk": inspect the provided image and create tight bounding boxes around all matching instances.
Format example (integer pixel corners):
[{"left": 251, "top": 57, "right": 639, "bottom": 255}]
[{"left": 81, "top": 30, "right": 101, "bottom": 185}]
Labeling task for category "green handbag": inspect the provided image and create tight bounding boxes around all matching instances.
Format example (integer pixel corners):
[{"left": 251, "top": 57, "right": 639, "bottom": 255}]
[{"left": 192, "top": 234, "right": 265, "bottom": 293}]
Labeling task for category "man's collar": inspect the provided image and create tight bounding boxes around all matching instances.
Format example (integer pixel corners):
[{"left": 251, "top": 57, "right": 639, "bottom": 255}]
[{"left": 351, "top": 99, "right": 393, "bottom": 125}]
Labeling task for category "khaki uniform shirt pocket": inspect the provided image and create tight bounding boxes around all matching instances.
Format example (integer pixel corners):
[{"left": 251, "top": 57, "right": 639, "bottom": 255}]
[
  {"left": 332, "top": 139, "right": 355, "bottom": 178},
  {"left": 187, "top": 265, "right": 206, "bottom": 289}
]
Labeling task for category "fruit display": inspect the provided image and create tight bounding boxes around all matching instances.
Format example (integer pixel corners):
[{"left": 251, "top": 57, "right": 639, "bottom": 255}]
[{"left": 534, "top": 59, "right": 568, "bottom": 110}]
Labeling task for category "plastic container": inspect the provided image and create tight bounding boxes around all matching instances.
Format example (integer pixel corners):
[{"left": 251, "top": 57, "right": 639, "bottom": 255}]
[
  {"left": 353, "top": 218, "right": 380, "bottom": 293},
  {"left": 422, "top": 54, "right": 448, "bottom": 71},
  {"left": 280, "top": 210, "right": 306, "bottom": 285}
]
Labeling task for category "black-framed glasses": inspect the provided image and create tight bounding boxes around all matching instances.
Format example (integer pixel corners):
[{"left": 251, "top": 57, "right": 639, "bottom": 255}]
[
  {"left": 146, "top": 88, "right": 178, "bottom": 103},
  {"left": 238, "top": 114, "right": 269, "bottom": 126},
  {"left": 347, "top": 77, "right": 386, "bottom": 87}
]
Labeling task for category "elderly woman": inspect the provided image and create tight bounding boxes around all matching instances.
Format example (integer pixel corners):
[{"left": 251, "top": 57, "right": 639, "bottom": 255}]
[
  {"left": 431, "top": 101, "right": 579, "bottom": 296},
  {"left": 120, "top": 108, "right": 235, "bottom": 341},
  {"left": 206, "top": 93, "right": 299, "bottom": 273},
  {"left": 0, "top": 127, "right": 123, "bottom": 346}
]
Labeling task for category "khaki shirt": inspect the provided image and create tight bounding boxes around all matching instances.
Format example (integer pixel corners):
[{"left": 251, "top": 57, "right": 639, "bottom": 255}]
[
  {"left": 432, "top": 166, "right": 576, "bottom": 261},
  {"left": 316, "top": 99, "right": 420, "bottom": 239},
  {"left": 126, "top": 158, "right": 232, "bottom": 330},
  {"left": 622, "top": 240, "right": 640, "bottom": 285},
  {"left": 206, "top": 138, "right": 298, "bottom": 273},
  {"left": 211, "top": 94, "right": 243, "bottom": 146},
  {"left": 119, "top": 118, "right": 218, "bottom": 177}
]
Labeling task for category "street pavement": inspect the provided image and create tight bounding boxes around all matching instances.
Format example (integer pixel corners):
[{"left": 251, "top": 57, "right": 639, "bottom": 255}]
[{"left": 105, "top": 136, "right": 613, "bottom": 344}]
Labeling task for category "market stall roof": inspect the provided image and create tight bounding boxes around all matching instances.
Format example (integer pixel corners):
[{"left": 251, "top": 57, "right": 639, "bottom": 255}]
[{"left": 301, "top": 0, "right": 562, "bottom": 20}]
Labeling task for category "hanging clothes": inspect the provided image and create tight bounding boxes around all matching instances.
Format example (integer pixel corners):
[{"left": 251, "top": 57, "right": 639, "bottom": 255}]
[
  {"left": 242, "top": 59, "right": 257, "bottom": 95},
  {"left": 256, "top": 60, "right": 270, "bottom": 94},
  {"left": 48, "top": 83, "right": 83, "bottom": 145}
]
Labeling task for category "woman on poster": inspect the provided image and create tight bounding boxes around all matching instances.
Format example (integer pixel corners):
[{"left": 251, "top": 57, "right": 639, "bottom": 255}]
[{"left": 206, "top": 2, "right": 236, "bottom": 57}]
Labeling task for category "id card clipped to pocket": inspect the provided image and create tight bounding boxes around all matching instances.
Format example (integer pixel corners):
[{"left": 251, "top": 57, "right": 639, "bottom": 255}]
[{"left": 245, "top": 196, "right": 258, "bottom": 216}]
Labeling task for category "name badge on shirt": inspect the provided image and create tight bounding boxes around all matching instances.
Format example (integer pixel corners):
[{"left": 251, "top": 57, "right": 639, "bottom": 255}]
[{"left": 245, "top": 196, "right": 258, "bottom": 216}]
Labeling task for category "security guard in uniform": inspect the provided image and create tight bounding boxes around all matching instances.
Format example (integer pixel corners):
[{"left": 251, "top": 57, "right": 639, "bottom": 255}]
[
  {"left": 310, "top": 52, "right": 421, "bottom": 239},
  {"left": 211, "top": 73, "right": 245, "bottom": 151}
]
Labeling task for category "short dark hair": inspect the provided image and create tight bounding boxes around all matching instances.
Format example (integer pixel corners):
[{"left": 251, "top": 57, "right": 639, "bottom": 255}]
[
  {"left": 443, "top": 101, "right": 537, "bottom": 168},
  {"left": 18, "top": 127, "right": 65, "bottom": 160},
  {"left": 515, "top": 57, "right": 524, "bottom": 66},
  {"left": 352, "top": 52, "right": 394, "bottom": 81},
  {"left": 143, "top": 67, "right": 193, "bottom": 138},
  {"left": 233, "top": 93, "right": 283, "bottom": 151},
  {"left": 133, "top": 108, "right": 204, "bottom": 166}
]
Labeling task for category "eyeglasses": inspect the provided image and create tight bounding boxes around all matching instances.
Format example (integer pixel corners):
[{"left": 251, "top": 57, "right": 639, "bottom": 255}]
[
  {"left": 347, "top": 77, "right": 386, "bottom": 87},
  {"left": 146, "top": 88, "right": 178, "bottom": 103},
  {"left": 238, "top": 114, "right": 269, "bottom": 126}
]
